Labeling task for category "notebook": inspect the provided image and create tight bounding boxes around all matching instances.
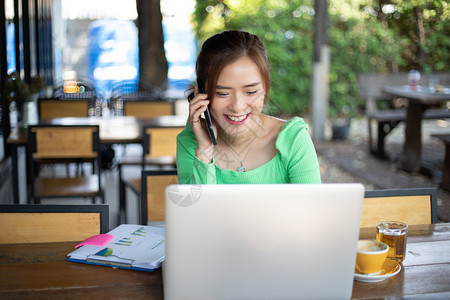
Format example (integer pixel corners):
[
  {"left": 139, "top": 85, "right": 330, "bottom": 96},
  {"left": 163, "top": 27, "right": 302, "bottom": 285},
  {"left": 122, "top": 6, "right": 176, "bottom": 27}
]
[
  {"left": 67, "top": 224, "right": 165, "bottom": 272},
  {"left": 163, "top": 183, "right": 365, "bottom": 300}
]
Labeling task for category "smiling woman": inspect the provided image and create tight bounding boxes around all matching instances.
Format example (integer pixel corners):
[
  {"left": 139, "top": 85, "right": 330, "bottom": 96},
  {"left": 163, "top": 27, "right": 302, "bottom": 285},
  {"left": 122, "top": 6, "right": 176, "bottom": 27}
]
[{"left": 176, "top": 30, "right": 321, "bottom": 185}]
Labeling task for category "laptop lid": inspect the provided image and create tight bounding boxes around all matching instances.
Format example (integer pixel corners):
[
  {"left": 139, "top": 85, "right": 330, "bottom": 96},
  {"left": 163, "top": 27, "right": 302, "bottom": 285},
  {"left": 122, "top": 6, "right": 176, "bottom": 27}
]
[{"left": 164, "top": 183, "right": 364, "bottom": 300}]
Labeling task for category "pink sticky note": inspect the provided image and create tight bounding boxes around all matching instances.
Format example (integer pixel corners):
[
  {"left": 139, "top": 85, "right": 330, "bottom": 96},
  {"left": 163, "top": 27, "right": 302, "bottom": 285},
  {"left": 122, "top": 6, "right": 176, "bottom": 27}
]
[{"left": 74, "top": 234, "right": 113, "bottom": 248}]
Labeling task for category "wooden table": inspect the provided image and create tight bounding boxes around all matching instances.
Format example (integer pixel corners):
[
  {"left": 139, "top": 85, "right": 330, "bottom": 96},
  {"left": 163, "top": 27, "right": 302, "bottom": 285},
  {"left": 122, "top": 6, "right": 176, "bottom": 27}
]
[
  {"left": 1, "top": 223, "right": 449, "bottom": 299},
  {"left": 382, "top": 85, "right": 450, "bottom": 173},
  {"left": 6, "top": 115, "right": 187, "bottom": 204},
  {"left": 355, "top": 223, "right": 450, "bottom": 299}
]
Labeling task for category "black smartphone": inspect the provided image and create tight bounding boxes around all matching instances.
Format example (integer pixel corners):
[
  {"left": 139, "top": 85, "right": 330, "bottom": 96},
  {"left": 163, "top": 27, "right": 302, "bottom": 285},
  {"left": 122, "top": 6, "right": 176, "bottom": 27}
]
[{"left": 197, "top": 78, "right": 217, "bottom": 145}]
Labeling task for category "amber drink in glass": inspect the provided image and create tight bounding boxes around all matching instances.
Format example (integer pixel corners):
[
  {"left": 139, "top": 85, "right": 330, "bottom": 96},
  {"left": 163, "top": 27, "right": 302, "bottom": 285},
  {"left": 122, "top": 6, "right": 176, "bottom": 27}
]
[{"left": 376, "top": 221, "right": 408, "bottom": 263}]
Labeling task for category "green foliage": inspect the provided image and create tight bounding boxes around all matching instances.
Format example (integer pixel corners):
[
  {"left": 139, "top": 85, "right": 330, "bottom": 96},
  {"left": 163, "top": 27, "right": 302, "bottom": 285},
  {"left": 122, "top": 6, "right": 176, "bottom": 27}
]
[
  {"left": 193, "top": 0, "right": 449, "bottom": 118},
  {"left": 384, "top": 0, "right": 450, "bottom": 72},
  {"left": 328, "top": 10, "right": 407, "bottom": 118},
  {"left": 4, "top": 72, "right": 45, "bottom": 105}
]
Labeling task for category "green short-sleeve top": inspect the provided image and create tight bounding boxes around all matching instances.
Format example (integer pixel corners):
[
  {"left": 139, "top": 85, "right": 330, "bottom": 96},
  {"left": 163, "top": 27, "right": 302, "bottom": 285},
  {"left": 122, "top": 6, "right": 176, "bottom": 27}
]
[{"left": 176, "top": 117, "right": 321, "bottom": 184}]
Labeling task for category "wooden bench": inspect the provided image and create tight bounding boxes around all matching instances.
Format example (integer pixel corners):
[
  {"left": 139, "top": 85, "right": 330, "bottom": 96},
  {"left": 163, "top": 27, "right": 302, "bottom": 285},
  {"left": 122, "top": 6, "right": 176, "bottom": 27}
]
[
  {"left": 358, "top": 72, "right": 450, "bottom": 158},
  {"left": 432, "top": 134, "right": 450, "bottom": 192}
]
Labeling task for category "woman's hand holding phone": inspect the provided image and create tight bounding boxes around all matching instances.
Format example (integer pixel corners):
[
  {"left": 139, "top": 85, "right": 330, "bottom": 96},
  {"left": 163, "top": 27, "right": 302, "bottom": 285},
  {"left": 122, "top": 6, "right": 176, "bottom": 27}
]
[
  {"left": 188, "top": 87, "right": 216, "bottom": 163},
  {"left": 196, "top": 78, "right": 217, "bottom": 146}
]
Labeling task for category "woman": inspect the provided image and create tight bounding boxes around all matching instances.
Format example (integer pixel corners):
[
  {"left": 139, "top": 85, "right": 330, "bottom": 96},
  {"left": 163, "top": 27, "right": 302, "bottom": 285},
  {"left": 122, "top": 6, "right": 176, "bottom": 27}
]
[{"left": 177, "top": 30, "right": 321, "bottom": 184}]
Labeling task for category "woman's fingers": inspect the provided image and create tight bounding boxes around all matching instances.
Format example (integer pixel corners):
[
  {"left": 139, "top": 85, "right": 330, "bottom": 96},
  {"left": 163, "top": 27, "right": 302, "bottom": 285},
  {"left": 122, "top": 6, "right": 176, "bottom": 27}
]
[
  {"left": 188, "top": 95, "right": 209, "bottom": 125},
  {"left": 188, "top": 90, "right": 215, "bottom": 160},
  {"left": 188, "top": 93, "right": 213, "bottom": 145}
]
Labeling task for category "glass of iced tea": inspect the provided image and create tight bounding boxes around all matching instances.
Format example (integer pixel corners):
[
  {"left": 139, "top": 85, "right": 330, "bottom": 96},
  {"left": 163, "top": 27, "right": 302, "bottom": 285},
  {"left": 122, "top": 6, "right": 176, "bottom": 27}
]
[{"left": 376, "top": 221, "right": 408, "bottom": 263}]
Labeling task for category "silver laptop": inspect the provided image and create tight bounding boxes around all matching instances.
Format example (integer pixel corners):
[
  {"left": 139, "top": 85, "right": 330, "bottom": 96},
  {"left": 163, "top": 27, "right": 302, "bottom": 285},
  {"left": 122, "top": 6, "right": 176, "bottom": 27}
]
[{"left": 163, "top": 184, "right": 364, "bottom": 300}]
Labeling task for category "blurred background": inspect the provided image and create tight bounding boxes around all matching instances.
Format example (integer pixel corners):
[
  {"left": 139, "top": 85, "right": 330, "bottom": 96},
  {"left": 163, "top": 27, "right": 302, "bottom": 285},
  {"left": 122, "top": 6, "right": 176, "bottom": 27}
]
[{"left": 1, "top": 0, "right": 449, "bottom": 222}]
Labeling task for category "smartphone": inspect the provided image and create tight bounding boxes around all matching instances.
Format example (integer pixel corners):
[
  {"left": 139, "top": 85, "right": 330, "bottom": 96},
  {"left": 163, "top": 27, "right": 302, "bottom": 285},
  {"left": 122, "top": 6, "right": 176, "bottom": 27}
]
[{"left": 197, "top": 78, "right": 217, "bottom": 145}]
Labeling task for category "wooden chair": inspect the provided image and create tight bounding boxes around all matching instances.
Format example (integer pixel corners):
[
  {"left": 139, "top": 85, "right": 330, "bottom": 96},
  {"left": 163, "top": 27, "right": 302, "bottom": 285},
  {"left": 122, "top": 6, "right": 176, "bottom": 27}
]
[
  {"left": 38, "top": 99, "right": 90, "bottom": 120},
  {"left": 52, "top": 79, "right": 100, "bottom": 116},
  {"left": 123, "top": 100, "right": 174, "bottom": 118},
  {"left": 116, "top": 99, "right": 176, "bottom": 164},
  {"left": 0, "top": 204, "right": 109, "bottom": 244},
  {"left": 361, "top": 188, "right": 438, "bottom": 228},
  {"left": 118, "top": 125, "right": 183, "bottom": 223},
  {"left": 141, "top": 169, "right": 178, "bottom": 225},
  {"left": 27, "top": 125, "right": 104, "bottom": 204},
  {"left": 109, "top": 83, "right": 170, "bottom": 117},
  {"left": 38, "top": 99, "right": 93, "bottom": 175},
  {"left": 118, "top": 126, "right": 183, "bottom": 169}
]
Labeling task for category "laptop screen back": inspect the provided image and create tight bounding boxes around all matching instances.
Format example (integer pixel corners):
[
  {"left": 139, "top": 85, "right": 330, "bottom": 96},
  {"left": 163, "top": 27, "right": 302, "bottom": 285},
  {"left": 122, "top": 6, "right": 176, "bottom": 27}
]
[{"left": 164, "top": 183, "right": 364, "bottom": 300}]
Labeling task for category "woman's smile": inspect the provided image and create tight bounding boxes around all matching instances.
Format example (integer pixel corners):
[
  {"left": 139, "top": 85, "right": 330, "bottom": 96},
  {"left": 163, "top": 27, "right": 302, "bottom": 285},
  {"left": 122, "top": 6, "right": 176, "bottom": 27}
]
[{"left": 225, "top": 114, "right": 250, "bottom": 125}]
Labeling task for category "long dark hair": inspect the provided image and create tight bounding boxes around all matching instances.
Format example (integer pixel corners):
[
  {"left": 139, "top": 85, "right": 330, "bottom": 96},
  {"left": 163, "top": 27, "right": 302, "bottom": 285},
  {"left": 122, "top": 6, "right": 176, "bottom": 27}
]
[{"left": 187, "top": 30, "right": 270, "bottom": 101}]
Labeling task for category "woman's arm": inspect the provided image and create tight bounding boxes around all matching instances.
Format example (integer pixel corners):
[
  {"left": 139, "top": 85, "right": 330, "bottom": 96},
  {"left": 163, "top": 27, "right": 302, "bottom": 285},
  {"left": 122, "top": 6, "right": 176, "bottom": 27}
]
[
  {"left": 277, "top": 118, "right": 322, "bottom": 184},
  {"left": 176, "top": 125, "right": 217, "bottom": 184},
  {"left": 287, "top": 129, "right": 322, "bottom": 183}
]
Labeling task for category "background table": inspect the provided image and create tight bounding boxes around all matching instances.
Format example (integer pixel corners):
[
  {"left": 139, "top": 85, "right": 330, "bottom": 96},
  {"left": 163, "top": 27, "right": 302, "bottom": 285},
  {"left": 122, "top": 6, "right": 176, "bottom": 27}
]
[
  {"left": 382, "top": 85, "right": 450, "bottom": 173},
  {"left": 1, "top": 223, "right": 449, "bottom": 299}
]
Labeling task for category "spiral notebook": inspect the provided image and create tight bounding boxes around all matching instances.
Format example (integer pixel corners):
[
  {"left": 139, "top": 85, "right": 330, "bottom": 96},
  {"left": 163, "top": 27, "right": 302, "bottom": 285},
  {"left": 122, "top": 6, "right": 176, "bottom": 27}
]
[{"left": 66, "top": 224, "right": 165, "bottom": 272}]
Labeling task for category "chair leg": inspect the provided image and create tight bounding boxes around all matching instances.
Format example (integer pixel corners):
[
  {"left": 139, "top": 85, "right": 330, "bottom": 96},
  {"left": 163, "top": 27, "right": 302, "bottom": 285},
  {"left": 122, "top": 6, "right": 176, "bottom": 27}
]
[
  {"left": 376, "top": 123, "right": 387, "bottom": 158},
  {"left": 76, "top": 162, "right": 84, "bottom": 176},
  {"left": 368, "top": 118, "right": 375, "bottom": 154},
  {"left": 376, "top": 121, "right": 400, "bottom": 159},
  {"left": 440, "top": 144, "right": 450, "bottom": 192},
  {"left": 28, "top": 184, "right": 34, "bottom": 204},
  {"left": 118, "top": 167, "right": 127, "bottom": 224},
  {"left": 139, "top": 194, "right": 145, "bottom": 226}
]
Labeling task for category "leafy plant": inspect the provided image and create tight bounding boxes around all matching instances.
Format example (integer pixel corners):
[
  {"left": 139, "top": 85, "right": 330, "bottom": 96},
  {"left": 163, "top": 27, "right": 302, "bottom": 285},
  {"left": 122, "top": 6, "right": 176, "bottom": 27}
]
[{"left": 4, "top": 72, "right": 45, "bottom": 105}]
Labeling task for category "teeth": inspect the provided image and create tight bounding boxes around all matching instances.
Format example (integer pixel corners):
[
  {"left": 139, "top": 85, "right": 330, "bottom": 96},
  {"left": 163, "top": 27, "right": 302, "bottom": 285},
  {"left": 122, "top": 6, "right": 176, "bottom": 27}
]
[{"left": 228, "top": 115, "right": 247, "bottom": 122}]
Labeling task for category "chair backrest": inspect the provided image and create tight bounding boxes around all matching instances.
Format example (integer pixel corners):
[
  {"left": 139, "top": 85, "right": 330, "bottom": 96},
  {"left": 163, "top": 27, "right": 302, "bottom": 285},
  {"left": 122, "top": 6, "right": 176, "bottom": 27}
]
[
  {"left": 141, "top": 169, "right": 178, "bottom": 224},
  {"left": 28, "top": 125, "right": 100, "bottom": 160},
  {"left": 0, "top": 204, "right": 109, "bottom": 244},
  {"left": 142, "top": 126, "right": 184, "bottom": 161},
  {"left": 27, "top": 125, "right": 103, "bottom": 203},
  {"left": 124, "top": 100, "right": 174, "bottom": 118},
  {"left": 361, "top": 188, "right": 437, "bottom": 228},
  {"left": 39, "top": 99, "right": 90, "bottom": 120}
]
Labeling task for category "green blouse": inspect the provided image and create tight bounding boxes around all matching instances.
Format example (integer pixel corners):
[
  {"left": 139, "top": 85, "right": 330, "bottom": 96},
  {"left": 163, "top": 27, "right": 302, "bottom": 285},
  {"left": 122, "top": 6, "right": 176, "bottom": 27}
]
[{"left": 176, "top": 117, "right": 321, "bottom": 184}]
